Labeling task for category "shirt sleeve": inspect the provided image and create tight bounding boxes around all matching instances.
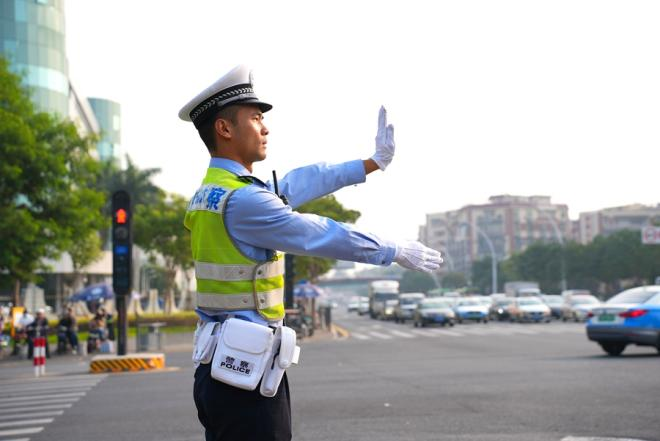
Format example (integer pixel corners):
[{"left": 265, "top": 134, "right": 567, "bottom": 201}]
[
  {"left": 271, "top": 160, "right": 366, "bottom": 209},
  {"left": 226, "top": 185, "right": 396, "bottom": 266}
]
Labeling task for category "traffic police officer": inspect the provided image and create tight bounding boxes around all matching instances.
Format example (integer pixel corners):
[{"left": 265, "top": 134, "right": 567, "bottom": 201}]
[{"left": 179, "top": 65, "right": 442, "bottom": 441}]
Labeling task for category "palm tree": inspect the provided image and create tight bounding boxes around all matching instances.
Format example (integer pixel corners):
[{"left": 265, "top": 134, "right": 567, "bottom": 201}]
[{"left": 96, "top": 155, "right": 163, "bottom": 245}]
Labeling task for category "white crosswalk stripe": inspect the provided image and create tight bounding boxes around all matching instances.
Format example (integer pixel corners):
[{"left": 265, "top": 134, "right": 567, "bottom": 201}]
[
  {"left": 0, "top": 374, "right": 107, "bottom": 441},
  {"left": 388, "top": 330, "right": 415, "bottom": 338},
  {"left": 367, "top": 331, "right": 393, "bottom": 339},
  {"left": 339, "top": 321, "right": 587, "bottom": 342},
  {"left": 0, "top": 411, "right": 64, "bottom": 421}
]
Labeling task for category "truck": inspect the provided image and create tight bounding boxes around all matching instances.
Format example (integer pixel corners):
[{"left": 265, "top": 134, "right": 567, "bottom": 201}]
[
  {"left": 368, "top": 280, "right": 400, "bottom": 319},
  {"left": 504, "top": 281, "right": 540, "bottom": 297}
]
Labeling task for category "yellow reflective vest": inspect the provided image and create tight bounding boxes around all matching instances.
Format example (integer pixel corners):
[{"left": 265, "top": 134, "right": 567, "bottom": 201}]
[{"left": 184, "top": 167, "right": 285, "bottom": 321}]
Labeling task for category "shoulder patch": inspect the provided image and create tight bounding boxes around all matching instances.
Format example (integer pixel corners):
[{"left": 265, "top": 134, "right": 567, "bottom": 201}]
[{"left": 187, "top": 184, "right": 231, "bottom": 213}]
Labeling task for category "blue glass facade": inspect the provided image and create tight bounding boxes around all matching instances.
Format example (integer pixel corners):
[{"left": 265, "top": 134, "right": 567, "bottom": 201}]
[
  {"left": 1, "top": 0, "right": 69, "bottom": 116},
  {"left": 88, "top": 97, "right": 121, "bottom": 162}
]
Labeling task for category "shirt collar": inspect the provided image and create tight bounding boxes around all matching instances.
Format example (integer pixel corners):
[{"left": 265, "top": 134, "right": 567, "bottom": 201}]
[
  {"left": 209, "top": 157, "right": 251, "bottom": 176},
  {"left": 208, "top": 157, "right": 268, "bottom": 187}
]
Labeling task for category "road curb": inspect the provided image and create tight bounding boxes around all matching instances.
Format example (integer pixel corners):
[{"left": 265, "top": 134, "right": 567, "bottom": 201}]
[
  {"left": 331, "top": 324, "right": 350, "bottom": 339},
  {"left": 89, "top": 353, "right": 165, "bottom": 374}
]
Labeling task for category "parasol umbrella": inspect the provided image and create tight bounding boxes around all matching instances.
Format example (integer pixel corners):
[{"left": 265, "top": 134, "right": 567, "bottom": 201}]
[
  {"left": 293, "top": 281, "right": 323, "bottom": 299},
  {"left": 69, "top": 283, "right": 114, "bottom": 303}
]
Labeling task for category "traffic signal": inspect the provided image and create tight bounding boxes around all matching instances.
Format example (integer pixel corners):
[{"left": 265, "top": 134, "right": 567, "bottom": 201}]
[{"left": 112, "top": 191, "right": 132, "bottom": 296}]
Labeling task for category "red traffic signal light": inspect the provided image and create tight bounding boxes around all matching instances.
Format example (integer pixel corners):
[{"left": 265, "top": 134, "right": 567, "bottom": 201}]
[{"left": 116, "top": 208, "right": 127, "bottom": 224}]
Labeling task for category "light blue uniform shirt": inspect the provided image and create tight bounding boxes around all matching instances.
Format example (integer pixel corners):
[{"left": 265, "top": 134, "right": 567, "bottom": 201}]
[{"left": 195, "top": 157, "right": 397, "bottom": 325}]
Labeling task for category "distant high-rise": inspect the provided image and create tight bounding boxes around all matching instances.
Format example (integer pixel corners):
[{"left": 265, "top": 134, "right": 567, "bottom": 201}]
[
  {"left": 420, "top": 195, "right": 571, "bottom": 276},
  {"left": 88, "top": 98, "right": 121, "bottom": 162},
  {"left": 1, "top": 0, "right": 70, "bottom": 116}
]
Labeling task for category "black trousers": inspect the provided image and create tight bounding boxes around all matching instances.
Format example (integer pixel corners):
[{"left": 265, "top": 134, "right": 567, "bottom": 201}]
[{"left": 193, "top": 363, "right": 292, "bottom": 441}]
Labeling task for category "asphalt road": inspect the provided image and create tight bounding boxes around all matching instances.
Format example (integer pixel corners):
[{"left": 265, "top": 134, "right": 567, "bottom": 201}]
[{"left": 1, "top": 312, "right": 658, "bottom": 441}]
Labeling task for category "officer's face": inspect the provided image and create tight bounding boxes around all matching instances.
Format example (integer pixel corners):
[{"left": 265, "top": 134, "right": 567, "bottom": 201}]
[{"left": 233, "top": 105, "right": 269, "bottom": 164}]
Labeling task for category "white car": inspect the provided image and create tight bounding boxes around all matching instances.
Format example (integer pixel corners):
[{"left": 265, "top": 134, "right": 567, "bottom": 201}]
[
  {"left": 347, "top": 296, "right": 361, "bottom": 312},
  {"left": 453, "top": 298, "right": 489, "bottom": 323}
]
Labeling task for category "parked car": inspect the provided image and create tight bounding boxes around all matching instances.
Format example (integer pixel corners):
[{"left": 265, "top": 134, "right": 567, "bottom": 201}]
[
  {"left": 562, "top": 295, "right": 601, "bottom": 322},
  {"left": 394, "top": 293, "right": 425, "bottom": 323},
  {"left": 489, "top": 297, "right": 514, "bottom": 321},
  {"left": 541, "top": 294, "right": 564, "bottom": 319},
  {"left": 586, "top": 285, "right": 660, "bottom": 356},
  {"left": 453, "top": 298, "right": 489, "bottom": 324},
  {"left": 413, "top": 298, "right": 456, "bottom": 327},
  {"left": 508, "top": 297, "right": 552, "bottom": 323}
]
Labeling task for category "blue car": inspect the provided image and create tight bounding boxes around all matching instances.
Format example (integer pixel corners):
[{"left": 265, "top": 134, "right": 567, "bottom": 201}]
[{"left": 586, "top": 285, "right": 660, "bottom": 356}]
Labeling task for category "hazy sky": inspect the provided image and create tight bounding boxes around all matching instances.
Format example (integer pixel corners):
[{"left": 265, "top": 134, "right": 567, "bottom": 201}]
[{"left": 65, "top": 0, "right": 660, "bottom": 242}]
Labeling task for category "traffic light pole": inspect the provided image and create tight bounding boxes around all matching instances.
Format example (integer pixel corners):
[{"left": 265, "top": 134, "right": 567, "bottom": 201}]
[
  {"left": 116, "top": 295, "right": 128, "bottom": 355},
  {"left": 112, "top": 190, "right": 132, "bottom": 356}
]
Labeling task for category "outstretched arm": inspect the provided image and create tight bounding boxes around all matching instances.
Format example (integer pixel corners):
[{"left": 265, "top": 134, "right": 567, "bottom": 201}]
[
  {"left": 227, "top": 186, "right": 442, "bottom": 273},
  {"left": 274, "top": 106, "right": 395, "bottom": 207}
]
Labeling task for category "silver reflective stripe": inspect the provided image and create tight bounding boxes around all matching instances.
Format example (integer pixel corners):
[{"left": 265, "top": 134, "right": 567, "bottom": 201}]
[
  {"left": 196, "top": 288, "right": 284, "bottom": 310},
  {"left": 195, "top": 259, "right": 284, "bottom": 282}
]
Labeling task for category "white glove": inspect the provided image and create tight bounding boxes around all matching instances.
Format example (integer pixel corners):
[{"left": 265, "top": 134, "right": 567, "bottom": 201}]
[
  {"left": 371, "top": 106, "right": 395, "bottom": 170},
  {"left": 394, "top": 241, "right": 443, "bottom": 273}
]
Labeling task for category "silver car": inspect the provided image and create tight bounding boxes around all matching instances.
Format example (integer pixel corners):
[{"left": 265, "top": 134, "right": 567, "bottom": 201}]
[
  {"left": 394, "top": 293, "right": 425, "bottom": 323},
  {"left": 562, "top": 295, "right": 601, "bottom": 322},
  {"left": 413, "top": 298, "right": 456, "bottom": 327}
]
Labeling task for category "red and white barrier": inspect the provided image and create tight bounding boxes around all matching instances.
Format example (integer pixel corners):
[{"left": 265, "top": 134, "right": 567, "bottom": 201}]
[{"left": 33, "top": 337, "right": 46, "bottom": 377}]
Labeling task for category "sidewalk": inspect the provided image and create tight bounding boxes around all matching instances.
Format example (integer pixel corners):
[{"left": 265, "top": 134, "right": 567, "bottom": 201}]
[{"left": 0, "top": 327, "right": 337, "bottom": 380}]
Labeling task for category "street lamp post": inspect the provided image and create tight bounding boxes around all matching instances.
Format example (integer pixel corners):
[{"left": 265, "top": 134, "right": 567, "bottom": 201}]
[
  {"left": 534, "top": 209, "right": 567, "bottom": 292},
  {"left": 460, "top": 223, "right": 497, "bottom": 295}
]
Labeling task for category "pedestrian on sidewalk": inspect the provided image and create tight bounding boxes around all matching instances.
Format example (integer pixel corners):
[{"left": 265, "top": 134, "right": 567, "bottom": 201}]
[
  {"left": 27, "top": 308, "right": 50, "bottom": 359},
  {"left": 179, "top": 65, "right": 442, "bottom": 441},
  {"left": 57, "top": 306, "right": 79, "bottom": 354}
]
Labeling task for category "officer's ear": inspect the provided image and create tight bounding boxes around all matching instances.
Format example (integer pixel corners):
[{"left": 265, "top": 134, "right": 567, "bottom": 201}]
[{"left": 215, "top": 117, "right": 233, "bottom": 141}]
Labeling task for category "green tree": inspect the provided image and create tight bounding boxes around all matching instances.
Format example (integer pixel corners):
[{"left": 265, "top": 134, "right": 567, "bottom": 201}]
[
  {"left": 0, "top": 56, "right": 105, "bottom": 305},
  {"left": 442, "top": 272, "right": 468, "bottom": 289},
  {"left": 133, "top": 193, "right": 193, "bottom": 312},
  {"left": 293, "top": 195, "right": 361, "bottom": 282},
  {"left": 400, "top": 270, "right": 436, "bottom": 293}
]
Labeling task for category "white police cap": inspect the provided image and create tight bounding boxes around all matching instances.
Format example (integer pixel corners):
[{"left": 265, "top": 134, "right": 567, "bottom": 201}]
[{"left": 178, "top": 65, "right": 272, "bottom": 129}]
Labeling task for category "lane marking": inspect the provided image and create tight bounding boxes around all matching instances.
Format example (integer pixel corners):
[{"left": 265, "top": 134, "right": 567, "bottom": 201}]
[
  {"left": 428, "top": 329, "right": 463, "bottom": 337},
  {"left": 1, "top": 382, "right": 97, "bottom": 394},
  {"left": 409, "top": 329, "right": 438, "bottom": 337},
  {"left": 367, "top": 331, "right": 393, "bottom": 340},
  {"left": 0, "top": 392, "right": 85, "bottom": 403},
  {"left": 0, "top": 411, "right": 64, "bottom": 421},
  {"left": 0, "top": 403, "right": 73, "bottom": 413},
  {"left": 0, "top": 418, "right": 54, "bottom": 428},
  {"left": 388, "top": 330, "right": 415, "bottom": 338},
  {"left": 561, "top": 437, "right": 651, "bottom": 441},
  {"left": 0, "top": 397, "right": 81, "bottom": 407},
  {"left": 0, "top": 373, "right": 106, "bottom": 386},
  {"left": 0, "top": 427, "right": 44, "bottom": 437},
  {"left": 350, "top": 333, "right": 370, "bottom": 340}
]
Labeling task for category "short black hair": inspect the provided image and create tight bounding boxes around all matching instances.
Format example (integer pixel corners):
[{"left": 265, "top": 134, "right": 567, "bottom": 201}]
[{"left": 197, "top": 105, "right": 240, "bottom": 154}]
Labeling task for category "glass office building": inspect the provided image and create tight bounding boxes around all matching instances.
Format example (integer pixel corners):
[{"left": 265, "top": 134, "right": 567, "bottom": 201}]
[
  {"left": 1, "top": 0, "right": 70, "bottom": 116},
  {"left": 88, "top": 98, "right": 121, "bottom": 162}
]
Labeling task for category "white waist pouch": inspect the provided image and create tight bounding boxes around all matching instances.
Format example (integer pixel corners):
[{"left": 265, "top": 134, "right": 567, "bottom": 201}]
[
  {"left": 192, "top": 321, "right": 220, "bottom": 367},
  {"left": 260, "top": 326, "right": 301, "bottom": 397},
  {"left": 211, "top": 318, "right": 274, "bottom": 391}
]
